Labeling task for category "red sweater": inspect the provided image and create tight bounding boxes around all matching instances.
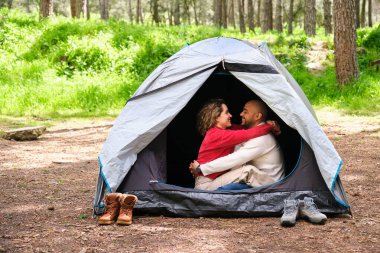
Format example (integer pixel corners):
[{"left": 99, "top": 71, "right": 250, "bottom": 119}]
[{"left": 197, "top": 123, "right": 272, "bottom": 179}]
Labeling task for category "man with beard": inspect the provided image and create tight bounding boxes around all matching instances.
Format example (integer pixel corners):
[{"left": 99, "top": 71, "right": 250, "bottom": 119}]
[{"left": 190, "top": 100, "right": 285, "bottom": 190}]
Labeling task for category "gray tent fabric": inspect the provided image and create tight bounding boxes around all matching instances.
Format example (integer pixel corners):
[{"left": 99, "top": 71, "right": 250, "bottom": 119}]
[{"left": 94, "top": 37, "right": 350, "bottom": 216}]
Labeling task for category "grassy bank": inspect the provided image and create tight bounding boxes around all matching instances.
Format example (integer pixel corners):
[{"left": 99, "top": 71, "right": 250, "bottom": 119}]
[{"left": 0, "top": 8, "right": 379, "bottom": 119}]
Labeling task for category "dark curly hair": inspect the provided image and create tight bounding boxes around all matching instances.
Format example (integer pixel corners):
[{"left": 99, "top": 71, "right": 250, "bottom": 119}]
[{"left": 196, "top": 99, "right": 225, "bottom": 136}]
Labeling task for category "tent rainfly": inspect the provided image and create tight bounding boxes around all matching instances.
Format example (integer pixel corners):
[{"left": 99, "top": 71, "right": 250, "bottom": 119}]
[{"left": 93, "top": 37, "right": 350, "bottom": 217}]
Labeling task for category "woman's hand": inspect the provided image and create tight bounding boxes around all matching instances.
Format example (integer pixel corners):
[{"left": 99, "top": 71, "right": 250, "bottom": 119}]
[
  {"left": 267, "top": 120, "right": 281, "bottom": 136},
  {"left": 189, "top": 160, "right": 200, "bottom": 177}
]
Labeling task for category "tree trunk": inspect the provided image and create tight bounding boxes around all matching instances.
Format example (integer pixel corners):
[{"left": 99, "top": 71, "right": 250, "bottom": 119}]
[
  {"left": 248, "top": 0, "right": 255, "bottom": 31},
  {"left": 304, "top": 0, "right": 316, "bottom": 36},
  {"left": 238, "top": 0, "right": 246, "bottom": 33},
  {"left": 368, "top": 0, "right": 372, "bottom": 27},
  {"left": 86, "top": 0, "right": 90, "bottom": 20},
  {"left": 222, "top": 0, "right": 228, "bottom": 28},
  {"left": 128, "top": 0, "right": 133, "bottom": 23},
  {"left": 355, "top": 0, "right": 360, "bottom": 28},
  {"left": 136, "top": 0, "right": 143, "bottom": 23},
  {"left": 228, "top": 0, "right": 236, "bottom": 28},
  {"left": 214, "top": 0, "right": 222, "bottom": 27},
  {"left": 360, "top": 0, "right": 366, "bottom": 27},
  {"left": 25, "top": 0, "right": 31, "bottom": 13},
  {"left": 174, "top": 0, "right": 180, "bottom": 25},
  {"left": 40, "top": 0, "right": 53, "bottom": 18},
  {"left": 257, "top": 0, "right": 261, "bottom": 28},
  {"left": 274, "top": 0, "right": 282, "bottom": 32},
  {"left": 334, "top": 0, "right": 359, "bottom": 85},
  {"left": 324, "top": 0, "right": 332, "bottom": 35},
  {"left": 192, "top": 0, "right": 199, "bottom": 25},
  {"left": 288, "top": 0, "right": 294, "bottom": 34},
  {"left": 262, "top": 0, "right": 273, "bottom": 33},
  {"left": 99, "top": 0, "right": 109, "bottom": 20},
  {"left": 183, "top": 0, "right": 190, "bottom": 24},
  {"left": 152, "top": 0, "right": 160, "bottom": 24}
]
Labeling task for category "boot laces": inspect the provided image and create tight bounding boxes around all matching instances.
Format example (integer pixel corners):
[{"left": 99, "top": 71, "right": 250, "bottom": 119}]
[
  {"left": 305, "top": 200, "right": 320, "bottom": 214},
  {"left": 284, "top": 201, "right": 298, "bottom": 215}
]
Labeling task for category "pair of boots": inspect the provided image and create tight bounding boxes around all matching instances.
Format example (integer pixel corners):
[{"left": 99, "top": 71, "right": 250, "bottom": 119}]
[
  {"left": 281, "top": 197, "right": 327, "bottom": 227},
  {"left": 98, "top": 193, "right": 138, "bottom": 226}
]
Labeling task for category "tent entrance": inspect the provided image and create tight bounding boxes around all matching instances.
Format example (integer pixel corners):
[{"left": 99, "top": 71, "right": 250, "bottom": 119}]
[{"left": 166, "top": 68, "right": 301, "bottom": 188}]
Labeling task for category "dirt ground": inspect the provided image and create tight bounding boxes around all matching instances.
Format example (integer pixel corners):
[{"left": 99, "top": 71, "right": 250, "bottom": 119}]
[{"left": 0, "top": 109, "right": 379, "bottom": 253}]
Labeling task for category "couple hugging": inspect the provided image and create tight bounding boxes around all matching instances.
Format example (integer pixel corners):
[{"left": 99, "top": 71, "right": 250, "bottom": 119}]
[{"left": 189, "top": 99, "right": 285, "bottom": 190}]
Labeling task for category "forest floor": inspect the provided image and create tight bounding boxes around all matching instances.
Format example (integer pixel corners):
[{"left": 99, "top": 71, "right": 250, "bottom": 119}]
[{"left": 0, "top": 109, "right": 379, "bottom": 253}]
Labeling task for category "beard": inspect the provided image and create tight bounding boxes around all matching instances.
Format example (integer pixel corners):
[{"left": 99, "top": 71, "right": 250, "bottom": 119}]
[{"left": 241, "top": 117, "right": 255, "bottom": 129}]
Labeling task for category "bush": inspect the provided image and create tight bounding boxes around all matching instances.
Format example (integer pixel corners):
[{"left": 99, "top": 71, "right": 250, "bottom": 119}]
[{"left": 362, "top": 25, "right": 380, "bottom": 49}]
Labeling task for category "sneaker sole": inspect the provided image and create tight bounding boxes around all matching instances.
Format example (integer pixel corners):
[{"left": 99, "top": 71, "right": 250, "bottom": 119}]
[
  {"left": 301, "top": 215, "right": 327, "bottom": 225},
  {"left": 280, "top": 220, "right": 296, "bottom": 227}
]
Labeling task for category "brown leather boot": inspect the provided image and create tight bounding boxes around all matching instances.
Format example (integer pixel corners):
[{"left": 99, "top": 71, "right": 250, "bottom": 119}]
[
  {"left": 116, "top": 194, "right": 138, "bottom": 225},
  {"left": 98, "top": 193, "right": 122, "bottom": 225}
]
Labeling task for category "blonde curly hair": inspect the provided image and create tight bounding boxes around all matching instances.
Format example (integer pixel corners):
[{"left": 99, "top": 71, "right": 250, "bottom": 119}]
[{"left": 196, "top": 99, "right": 225, "bottom": 136}]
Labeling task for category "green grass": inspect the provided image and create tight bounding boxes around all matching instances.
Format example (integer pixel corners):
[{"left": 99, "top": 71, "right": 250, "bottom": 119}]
[{"left": 0, "top": 8, "right": 379, "bottom": 124}]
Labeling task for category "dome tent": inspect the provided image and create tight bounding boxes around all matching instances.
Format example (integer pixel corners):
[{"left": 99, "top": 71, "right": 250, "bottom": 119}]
[{"left": 93, "top": 37, "right": 350, "bottom": 217}]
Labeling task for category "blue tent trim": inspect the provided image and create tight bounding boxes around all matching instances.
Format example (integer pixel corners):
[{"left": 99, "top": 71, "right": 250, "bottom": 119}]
[{"left": 98, "top": 156, "right": 112, "bottom": 193}]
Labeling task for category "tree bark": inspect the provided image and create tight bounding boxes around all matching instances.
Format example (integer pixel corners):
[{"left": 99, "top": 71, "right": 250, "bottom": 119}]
[
  {"left": 128, "top": 0, "right": 133, "bottom": 23},
  {"left": 193, "top": 0, "right": 199, "bottom": 25},
  {"left": 262, "top": 0, "right": 273, "bottom": 33},
  {"left": 324, "top": 0, "right": 332, "bottom": 35},
  {"left": 288, "top": 0, "right": 294, "bottom": 34},
  {"left": 174, "top": 0, "right": 180, "bottom": 25},
  {"left": 152, "top": 0, "right": 160, "bottom": 24},
  {"left": 334, "top": 0, "right": 359, "bottom": 85},
  {"left": 360, "top": 0, "right": 366, "bottom": 27},
  {"left": 40, "top": 0, "right": 53, "bottom": 18},
  {"left": 183, "top": 0, "right": 190, "bottom": 24},
  {"left": 99, "top": 0, "right": 109, "bottom": 20},
  {"left": 355, "top": 0, "right": 360, "bottom": 28},
  {"left": 228, "top": 0, "right": 236, "bottom": 28},
  {"left": 222, "top": 0, "right": 228, "bottom": 28},
  {"left": 368, "top": 0, "right": 372, "bottom": 27},
  {"left": 257, "top": 0, "right": 261, "bottom": 28},
  {"left": 304, "top": 0, "right": 316, "bottom": 36},
  {"left": 136, "top": 0, "right": 143, "bottom": 23},
  {"left": 248, "top": 0, "right": 255, "bottom": 31},
  {"left": 274, "top": 0, "right": 282, "bottom": 32},
  {"left": 238, "top": 0, "right": 246, "bottom": 33},
  {"left": 214, "top": 0, "right": 222, "bottom": 27}
]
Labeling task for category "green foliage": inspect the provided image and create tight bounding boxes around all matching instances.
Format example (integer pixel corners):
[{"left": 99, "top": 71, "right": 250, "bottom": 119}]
[
  {"left": 0, "top": 9, "right": 379, "bottom": 119},
  {"left": 362, "top": 25, "right": 380, "bottom": 49}
]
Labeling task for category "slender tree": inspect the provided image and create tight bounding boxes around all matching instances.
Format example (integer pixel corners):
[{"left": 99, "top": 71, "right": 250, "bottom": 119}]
[
  {"left": 192, "top": 0, "right": 199, "bottom": 25},
  {"left": 262, "top": 0, "right": 273, "bottom": 33},
  {"left": 228, "top": 0, "right": 236, "bottom": 28},
  {"left": 214, "top": 0, "right": 222, "bottom": 27},
  {"left": 152, "top": 0, "right": 160, "bottom": 24},
  {"left": 288, "top": 0, "right": 294, "bottom": 34},
  {"left": 257, "top": 0, "right": 261, "bottom": 27},
  {"left": 360, "top": 0, "right": 366, "bottom": 27},
  {"left": 368, "top": 0, "right": 372, "bottom": 27},
  {"left": 248, "top": 0, "right": 255, "bottom": 31},
  {"left": 304, "top": 0, "right": 316, "bottom": 36},
  {"left": 355, "top": 0, "right": 360, "bottom": 28},
  {"left": 274, "top": 0, "right": 283, "bottom": 32},
  {"left": 238, "top": 0, "right": 246, "bottom": 33},
  {"left": 136, "top": 0, "right": 143, "bottom": 23},
  {"left": 174, "top": 0, "right": 180, "bottom": 25},
  {"left": 334, "top": 0, "right": 359, "bottom": 85},
  {"left": 40, "top": 0, "right": 53, "bottom": 18},
  {"left": 222, "top": 0, "right": 228, "bottom": 28},
  {"left": 99, "top": 0, "right": 109, "bottom": 20},
  {"left": 324, "top": 0, "right": 332, "bottom": 35},
  {"left": 128, "top": 0, "right": 133, "bottom": 23},
  {"left": 183, "top": 0, "right": 191, "bottom": 24}
]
